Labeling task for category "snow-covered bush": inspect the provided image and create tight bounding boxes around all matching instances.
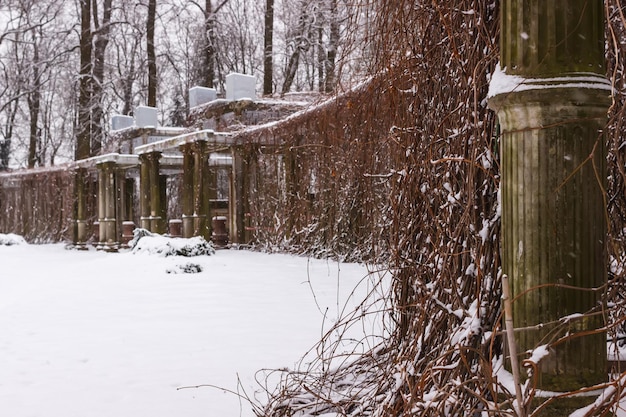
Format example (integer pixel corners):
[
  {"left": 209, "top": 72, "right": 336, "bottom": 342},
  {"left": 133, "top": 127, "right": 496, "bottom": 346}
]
[
  {"left": 0, "top": 233, "right": 27, "bottom": 246},
  {"left": 129, "top": 228, "right": 215, "bottom": 257}
]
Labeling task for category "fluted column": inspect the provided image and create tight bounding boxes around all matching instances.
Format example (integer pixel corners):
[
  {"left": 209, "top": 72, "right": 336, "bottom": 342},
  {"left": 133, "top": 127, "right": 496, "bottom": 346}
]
[
  {"left": 192, "top": 140, "right": 209, "bottom": 239},
  {"left": 139, "top": 151, "right": 166, "bottom": 234},
  {"left": 230, "top": 146, "right": 245, "bottom": 244},
  {"left": 73, "top": 168, "right": 89, "bottom": 249},
  {"left": 180, "top": 141, "right": 210, "bottom": 239},
  {"left": 180, "top": 143, "right": 195, "bottom": 238},
  {"left": 489, "top": 0, "right": 610, "bottom": 398},
  {"left": 96, "top": 161, "right": 118, "bottom": 251}
]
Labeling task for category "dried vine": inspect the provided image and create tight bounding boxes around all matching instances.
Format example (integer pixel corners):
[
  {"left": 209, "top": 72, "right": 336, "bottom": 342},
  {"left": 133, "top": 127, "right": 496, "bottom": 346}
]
[
  {"left": 0, "top": 1, "right": 625, "bottom": 415},
  {"left": 261, "top": 1, "right": 626, "bottom": 416}
]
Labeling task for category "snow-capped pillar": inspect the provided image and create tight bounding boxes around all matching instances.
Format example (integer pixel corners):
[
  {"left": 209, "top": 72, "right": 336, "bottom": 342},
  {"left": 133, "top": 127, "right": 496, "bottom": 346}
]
[
  {"left": 96, "top": 161, "right": 119, "bottom": 251},
  {"left": 488, "top": 0, "right": 610, "bottom": 403},
  {"left": 139, "top": 151, "right": 166, "bottom": 234},
  {"left": 73, "top": 168, "right": 89, "bottom": 249}
]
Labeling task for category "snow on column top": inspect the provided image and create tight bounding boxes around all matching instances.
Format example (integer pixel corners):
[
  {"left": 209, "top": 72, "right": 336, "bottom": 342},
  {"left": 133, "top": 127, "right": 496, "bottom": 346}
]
[
  {"left": 111, "top": 115, "right": 134, "bottom": 131},
  {"left": 487, "top": 63, "right": 612, "bottom": 99},
  {"left": 225, "top": 73, "right": 256, "bottom": 101},
  {"left": 135, "top": 106, "right": 158, "bottom": 128},
  {"left": 189, "top": 86, "right": 217, "bottom": 108}
]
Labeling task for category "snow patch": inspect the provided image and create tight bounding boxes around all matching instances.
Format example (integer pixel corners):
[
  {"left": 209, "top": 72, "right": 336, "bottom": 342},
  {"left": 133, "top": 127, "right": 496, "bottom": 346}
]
[
  {"left": 488, "top": 63, "right": 612, "bottom": 98},
  {"left": 527, "top": 344, "right": 550, "bottom": 365},
  {"left": 0, "top": 233, "right": 27, "bottom": 246},
  {"left": 166, "top": 262, "right": 204, "bottom": 274},
  {"left": 130, "top": 228, "right": 215, "bottom": 257}
]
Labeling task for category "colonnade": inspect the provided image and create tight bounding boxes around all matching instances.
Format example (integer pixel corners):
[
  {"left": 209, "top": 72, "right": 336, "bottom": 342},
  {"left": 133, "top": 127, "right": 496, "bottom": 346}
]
[{"left": 72, "top": 135, "right": 250, "bottom": 251}]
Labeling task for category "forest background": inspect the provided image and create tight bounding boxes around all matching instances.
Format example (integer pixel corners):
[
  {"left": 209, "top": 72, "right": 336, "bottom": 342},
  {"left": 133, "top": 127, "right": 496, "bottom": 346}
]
[{"left": 0, "top": 0, "right": 358, "bottom": 169}]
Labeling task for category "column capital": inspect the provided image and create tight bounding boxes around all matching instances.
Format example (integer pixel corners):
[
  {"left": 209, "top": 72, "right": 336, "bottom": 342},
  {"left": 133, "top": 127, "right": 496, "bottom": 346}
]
[
  {"left": 139, "top": 150, "right": 162, "bottom": 162},
  {"left": 488, "top": 71, "right": 611, "bottom": 131}
]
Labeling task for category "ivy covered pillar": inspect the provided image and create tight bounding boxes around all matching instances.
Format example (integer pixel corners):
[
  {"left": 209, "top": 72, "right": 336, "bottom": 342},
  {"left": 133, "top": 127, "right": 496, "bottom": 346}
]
[
  {"left": 230, "top": 145, "right": 252, "bottom": 245},
  {"left": 96, "top": 161, "right": 118, "bottom": 251},
  {"left": 192, "top": 140, "right": 210, "bottom": 240},
  {"left": 180, "top": 140, "right": 210, "bottom": 239},
  {"left": 488, "top": 0, "right": 611, "bottom": 408},
  {"left": 180, "top": 143, "right": 195, "bottom": 238},
  {"left": 73, "top": 167, "right": 89, "bottom": 249},
  {"left": 139, "top": 151, "right": 166, "bottom": 234}
]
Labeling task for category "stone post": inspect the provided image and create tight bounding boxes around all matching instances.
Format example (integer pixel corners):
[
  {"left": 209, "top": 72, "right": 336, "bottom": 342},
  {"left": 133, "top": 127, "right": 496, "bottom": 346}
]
[
  {"left": 192, "top": 140, "right": 209, "bottom": 239},
  {"left": 180, "top": 141, "right": 210, "bottom": 239},
  {"left": 96, "top": 161, "right": 118, "bottom": 251},
  {"left": 488, "top": 0, "right": 611, "bottom": 410},
  {"left": 230, "top": 146, "right": 247, "bottom": 244},
  {"left": 139, "top": 154, "right": 150, "bottom": 230},
  {"left": 73, "top": 168, "right": 89, "bottom": 249},
  {"left": 139, "top": 151, "right": 166, "bottom": 234},
  {"left": 180, "top": 143, "right": 195, "bottom": 238}
]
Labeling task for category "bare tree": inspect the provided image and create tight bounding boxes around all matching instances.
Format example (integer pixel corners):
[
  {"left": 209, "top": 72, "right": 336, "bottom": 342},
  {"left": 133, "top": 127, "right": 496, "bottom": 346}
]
[
  {"left": 281, "top": 2, "right": 311, "bottom": 94},
  {"left": 188, "top": 0, "right": 230, "bottom": 88},
  {"left": 0, "top": 7, "right": 23, "bottom": 170},
  {"left": 147, "top": 0, "right": 157, "bottom": 107},
  {"left": 323, "top": 0, "right": 338, "bottom": 93},
  {"left": 26, "top": 28, "right": 41, "bottom": 168},
  {"left": 76, "top": 0, "right": 93, "bottom": 160},
  {"left": 263, "top": 0, "right": 274, "bottom": 95},
  {"left": 91, "top": 0, "right": 113, "bottom": 155}
]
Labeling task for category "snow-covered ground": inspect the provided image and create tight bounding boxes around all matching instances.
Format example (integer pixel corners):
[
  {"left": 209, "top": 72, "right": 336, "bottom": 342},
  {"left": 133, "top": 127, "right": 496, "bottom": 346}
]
[{"left": 0, "top": 240, "right": 387, "bottom": 417}]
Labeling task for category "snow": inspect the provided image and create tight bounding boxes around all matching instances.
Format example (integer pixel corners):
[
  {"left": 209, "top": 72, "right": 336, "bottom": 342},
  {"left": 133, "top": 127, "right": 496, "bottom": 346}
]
[
  {"left": 527, "top": 344, "right": 551, "bottom": 364},
  {"left": 0, "top": 233, "right": 26, "bottom": 246},
  {"left": 0, "top": 242, "right": 384, "bottom": 417},
  {"left": 487, "top": 63, "right": 613, "bottom": 98},
  {"left": 495, "top": 350, "right": 626, "bottom": 416},
  {"left": 129, "top": 229, "right": 215, "bottom": 257}
]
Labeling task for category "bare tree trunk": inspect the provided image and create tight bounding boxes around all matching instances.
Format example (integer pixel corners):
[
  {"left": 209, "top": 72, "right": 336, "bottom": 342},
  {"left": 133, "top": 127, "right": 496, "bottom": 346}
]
[
  {"left": 91, "top": 0, "right": 113, "bottom": 155},
  {"left": 0, "top": 100, "right": 17, "bottom": 170},
  {"left": 317, "top": 13, "right": 324, "bottom": 92},
  {"left": 27, "top": 76, "right": 40, "bottom": 168},
  {"left": 281, "top": 6, "right": 309, "bottom": 94},
  {"left": 263, "top": 0, "right": 274, "bottom": 95},
  {"left": 27, "top": 30, "right": 41, "bottom": 168},
  {"left": 76, "top": 0, "right": 93, "bottom": 160},
  {"left": 147, "top": 0, "right": 157, "bottom": 107},
  {"left": 200, "top": 0, "right": 230, "bottom": 88},
  {"left": 119, "top": 38, "right": 139, "bottom": 115},
  {"left": 203, "top": 0, "right": 215, "bottom": 88},
  {"left": 0, "top": 32, "right": 22, "bottom": 170},
  {"left": 282, "top": 51, "right": 300, "bottom": 94},
  {"left": 324, "top": 0, "right": 338, "bottom": 93}
]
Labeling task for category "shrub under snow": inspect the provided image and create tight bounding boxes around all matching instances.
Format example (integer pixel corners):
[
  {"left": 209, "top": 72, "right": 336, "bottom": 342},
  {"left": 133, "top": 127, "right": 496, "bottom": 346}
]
[
  {"left": 129, "top": 228, "right": 215, "bottom": 257},
  {"left": 0, "top": 233, "right": 27, "bottom": 246}
]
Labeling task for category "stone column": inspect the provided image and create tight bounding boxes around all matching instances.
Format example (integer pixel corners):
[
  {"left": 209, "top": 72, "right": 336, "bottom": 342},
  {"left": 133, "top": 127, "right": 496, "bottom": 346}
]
[
  {"left": 488, "top": 0, "right": 610, "bottom": 405},
  {"left": 97, "top": 161, "right": 118, "bottom": 251},
  {"left": 73, "top": 168, "right": 89, "bottom": 249},
  {"left": 192, "top": 140, "right": 209, "bottom": 239},
  {"left": 230, "top": 146, "right": 246, "bottom": 244},
  {"left": 118, "top": 173, "right": 136, "bottom": 247},
  {"left": 180, "top": 143, "right": 195, "bottom": 238},
  {"left": 139, "top": 151, "right": 166, "bottom": 234},
  {"left": 180, "top": 141, "right": 210, "bottom": 239},
  {"left": 139, "top": 153, "right": 151, "bottom": 230}
]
